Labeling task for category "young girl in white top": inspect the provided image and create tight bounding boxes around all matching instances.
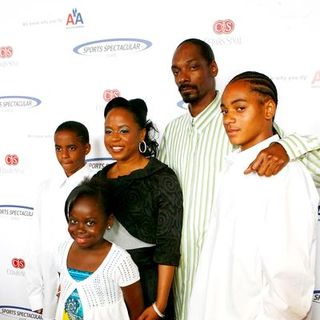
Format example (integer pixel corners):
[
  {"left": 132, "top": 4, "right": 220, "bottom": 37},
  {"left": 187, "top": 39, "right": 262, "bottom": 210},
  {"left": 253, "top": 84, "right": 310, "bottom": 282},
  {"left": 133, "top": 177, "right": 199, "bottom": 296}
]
[{"left": 55, "top": 179, "right": 144, "bottom": 320}]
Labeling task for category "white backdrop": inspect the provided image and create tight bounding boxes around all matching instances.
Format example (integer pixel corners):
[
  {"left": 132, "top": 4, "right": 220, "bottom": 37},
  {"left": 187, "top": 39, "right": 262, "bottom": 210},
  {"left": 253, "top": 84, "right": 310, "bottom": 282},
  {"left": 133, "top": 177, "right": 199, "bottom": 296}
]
[{"left": 0, "top": 0, "right": 319, "bottom": 319}]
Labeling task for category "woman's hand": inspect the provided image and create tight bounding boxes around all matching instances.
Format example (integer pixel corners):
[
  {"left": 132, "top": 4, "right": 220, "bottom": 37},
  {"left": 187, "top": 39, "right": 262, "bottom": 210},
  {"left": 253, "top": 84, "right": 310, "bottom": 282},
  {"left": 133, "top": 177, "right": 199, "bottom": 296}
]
[
  {"left": 137, "top": 305, "right": 162, "bottom": 320},
  {"left": 138, "top": 264, "right": 174, "bottom": 319}
]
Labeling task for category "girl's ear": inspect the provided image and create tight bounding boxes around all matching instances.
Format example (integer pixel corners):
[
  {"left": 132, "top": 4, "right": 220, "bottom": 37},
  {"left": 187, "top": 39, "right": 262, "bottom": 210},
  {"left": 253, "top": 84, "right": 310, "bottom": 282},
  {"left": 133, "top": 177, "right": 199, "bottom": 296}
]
[
  {"left": 264, "top": 99, "right": 276, "bottom": 120},
  {"left": 106, "top": 213, "right": 114, "bottom": 230}
]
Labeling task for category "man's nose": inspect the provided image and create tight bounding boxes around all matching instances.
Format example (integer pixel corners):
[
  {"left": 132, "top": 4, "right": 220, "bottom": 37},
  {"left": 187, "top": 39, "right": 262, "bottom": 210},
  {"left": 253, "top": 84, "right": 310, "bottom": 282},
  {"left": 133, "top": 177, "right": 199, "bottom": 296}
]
[{"left": 177, "top": 70, "right": 190, "bottom": 84}]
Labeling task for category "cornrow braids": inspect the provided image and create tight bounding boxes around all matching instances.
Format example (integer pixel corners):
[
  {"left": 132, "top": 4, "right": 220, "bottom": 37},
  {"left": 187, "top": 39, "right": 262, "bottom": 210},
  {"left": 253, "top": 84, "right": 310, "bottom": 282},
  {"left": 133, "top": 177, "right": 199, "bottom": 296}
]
[{"left": 229, "top": 71, "right": 278, "bottom": 105}]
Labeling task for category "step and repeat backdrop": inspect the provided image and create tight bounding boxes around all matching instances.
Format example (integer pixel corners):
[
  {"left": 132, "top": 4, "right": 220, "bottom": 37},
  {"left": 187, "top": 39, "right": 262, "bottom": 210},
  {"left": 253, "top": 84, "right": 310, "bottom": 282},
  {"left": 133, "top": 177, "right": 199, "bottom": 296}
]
[{"left": 0, "top": 0, "right": 319, "bottom": 319}]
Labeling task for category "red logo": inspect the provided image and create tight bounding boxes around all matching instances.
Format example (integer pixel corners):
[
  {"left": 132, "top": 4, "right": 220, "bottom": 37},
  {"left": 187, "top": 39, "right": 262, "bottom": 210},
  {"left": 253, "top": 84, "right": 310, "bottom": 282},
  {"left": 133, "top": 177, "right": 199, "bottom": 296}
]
[
  {"left": 5, "top": 154, "right": 19, "bottom": 166},
  {"left": 12, "top": 258, "right": 25, "bottom": 269},
  {"left": 311, "top": 71, "right": 320, "bottom": 87},
  {"left": 0, "top": 46, "right": 13, "bottom": 58},
  {"left": 103, "top": 89, "right": 121, "bottom": 102},
  {"left": 213, "top": 19, "right": 235, "bottom": 34}
]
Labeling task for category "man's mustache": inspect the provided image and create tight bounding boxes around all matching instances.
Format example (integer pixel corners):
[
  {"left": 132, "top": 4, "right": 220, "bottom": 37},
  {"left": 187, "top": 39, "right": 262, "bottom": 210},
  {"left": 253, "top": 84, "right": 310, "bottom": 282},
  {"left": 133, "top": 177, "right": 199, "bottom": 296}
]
[{"left": 178, "top": 84, "right": 197, "bottom": 92}]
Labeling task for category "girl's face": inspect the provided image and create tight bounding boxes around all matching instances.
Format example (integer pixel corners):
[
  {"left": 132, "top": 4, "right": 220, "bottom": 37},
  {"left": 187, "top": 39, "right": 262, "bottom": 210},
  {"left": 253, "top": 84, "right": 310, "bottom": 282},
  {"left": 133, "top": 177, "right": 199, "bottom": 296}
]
[
  {"left": 104, "top": 107, "right": 146, "bottom": 162},
  {"left": 221, "top": 80, "right": 274, "bottom": 151},
  {"left": 54, "top": 130, "right": 90, "bottom": 177},
  {"left": 68, "top": 196, "right": 111, "bottom": 249}
]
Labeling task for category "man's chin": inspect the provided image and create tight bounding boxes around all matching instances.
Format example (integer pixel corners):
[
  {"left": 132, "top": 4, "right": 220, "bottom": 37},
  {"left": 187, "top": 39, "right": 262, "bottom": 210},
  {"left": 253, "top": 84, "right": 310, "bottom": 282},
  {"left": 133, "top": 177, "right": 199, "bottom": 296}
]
[{"left": 181, "top": 94, "right": 198, "bottom": 103}]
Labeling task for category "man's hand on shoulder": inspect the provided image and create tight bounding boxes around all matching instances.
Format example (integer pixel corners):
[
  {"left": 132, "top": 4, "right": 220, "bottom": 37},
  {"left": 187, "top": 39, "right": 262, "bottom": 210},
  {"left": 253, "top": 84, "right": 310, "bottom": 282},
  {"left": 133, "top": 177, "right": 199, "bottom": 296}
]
[{"left": 244, "top": 142, "right": 289, "bottom": 177}]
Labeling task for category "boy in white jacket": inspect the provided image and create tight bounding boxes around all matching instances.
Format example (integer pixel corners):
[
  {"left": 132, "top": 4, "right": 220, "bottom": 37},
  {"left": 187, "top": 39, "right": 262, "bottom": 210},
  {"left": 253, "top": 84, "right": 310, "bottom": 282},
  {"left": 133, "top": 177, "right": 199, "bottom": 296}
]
[
  {"left": 26, "top": 121, "right": 95, "bottom": 320},
  {"left": 188, "top": 71, "right": 318, "bottom": 320}
]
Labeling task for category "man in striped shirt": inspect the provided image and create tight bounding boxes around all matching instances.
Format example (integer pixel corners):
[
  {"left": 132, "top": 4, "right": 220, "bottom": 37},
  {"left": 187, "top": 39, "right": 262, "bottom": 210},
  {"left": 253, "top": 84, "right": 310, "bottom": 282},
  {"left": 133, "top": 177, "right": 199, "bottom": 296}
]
[{"left": 159, "top": 38, "right": 320, "bottom": 320}]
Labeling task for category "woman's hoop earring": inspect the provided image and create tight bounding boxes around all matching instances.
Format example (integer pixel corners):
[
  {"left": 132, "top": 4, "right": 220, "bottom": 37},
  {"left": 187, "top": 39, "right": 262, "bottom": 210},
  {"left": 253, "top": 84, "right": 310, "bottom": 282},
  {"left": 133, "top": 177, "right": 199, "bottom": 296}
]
[{"left": 139, "top": 140, "right": 147, "bottom": 154}]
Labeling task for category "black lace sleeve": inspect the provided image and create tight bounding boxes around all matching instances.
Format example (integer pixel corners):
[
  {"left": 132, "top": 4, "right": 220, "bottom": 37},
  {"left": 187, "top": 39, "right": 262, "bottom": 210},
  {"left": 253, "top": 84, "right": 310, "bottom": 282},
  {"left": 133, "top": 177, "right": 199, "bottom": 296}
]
[{"left": 153, "top": 167, "right": 183, "bottom": 266}]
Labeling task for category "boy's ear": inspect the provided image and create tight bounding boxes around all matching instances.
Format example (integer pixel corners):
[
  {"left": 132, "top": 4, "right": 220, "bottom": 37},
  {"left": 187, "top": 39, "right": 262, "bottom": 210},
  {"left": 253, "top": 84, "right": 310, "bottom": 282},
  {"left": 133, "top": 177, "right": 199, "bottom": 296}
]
[
  {"left": 264, "top": 100, "right": 276, "bottom": 120},
  {"left": 85, "top": 143, "right": 91, "bottom": 155}
]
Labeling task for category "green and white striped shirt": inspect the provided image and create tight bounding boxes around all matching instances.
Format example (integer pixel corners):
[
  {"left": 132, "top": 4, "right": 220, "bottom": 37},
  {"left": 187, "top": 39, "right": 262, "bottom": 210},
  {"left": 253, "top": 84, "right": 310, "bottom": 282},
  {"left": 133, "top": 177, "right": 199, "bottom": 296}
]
[{"left": 159, "top": 91, "right": 320, "bottom": 320}]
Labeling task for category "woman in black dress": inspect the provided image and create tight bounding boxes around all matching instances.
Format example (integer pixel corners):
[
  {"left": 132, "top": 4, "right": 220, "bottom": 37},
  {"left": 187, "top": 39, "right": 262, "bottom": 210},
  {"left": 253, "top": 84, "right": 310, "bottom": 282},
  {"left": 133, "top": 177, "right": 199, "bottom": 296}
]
[{"left": 91, "top": 97, "right": 183, "bottom": 320}]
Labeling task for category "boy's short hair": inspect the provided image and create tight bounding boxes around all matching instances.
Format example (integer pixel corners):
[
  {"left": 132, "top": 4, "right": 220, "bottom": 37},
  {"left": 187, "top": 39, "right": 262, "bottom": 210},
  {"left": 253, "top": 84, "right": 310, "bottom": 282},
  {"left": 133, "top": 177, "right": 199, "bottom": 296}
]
[{"left": 55, "top": 121, "right": 90, "bottom": 144}]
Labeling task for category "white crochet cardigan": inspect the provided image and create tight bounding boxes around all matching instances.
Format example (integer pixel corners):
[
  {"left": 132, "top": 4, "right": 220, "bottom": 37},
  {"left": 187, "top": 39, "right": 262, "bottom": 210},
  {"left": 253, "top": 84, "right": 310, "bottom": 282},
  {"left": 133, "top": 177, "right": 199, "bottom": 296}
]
[{"left": 55, "top": 240, "right": 140, "bottom": 320}]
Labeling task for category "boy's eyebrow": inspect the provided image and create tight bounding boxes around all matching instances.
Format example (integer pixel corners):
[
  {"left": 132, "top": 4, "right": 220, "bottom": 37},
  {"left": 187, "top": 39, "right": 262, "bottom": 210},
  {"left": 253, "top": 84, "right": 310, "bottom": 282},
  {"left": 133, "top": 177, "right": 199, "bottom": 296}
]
[
  {"left": 224, "top": 98, "right": 247, "bottom": 105},
  {"left": 221, "top": 98, "right": 248, "bottom": 108},
  {"left": 55, "top": 144, "right": 77, "bottom": 147},
  {"left": 231, "top": 98, "right": 246, "bottom": 104}
]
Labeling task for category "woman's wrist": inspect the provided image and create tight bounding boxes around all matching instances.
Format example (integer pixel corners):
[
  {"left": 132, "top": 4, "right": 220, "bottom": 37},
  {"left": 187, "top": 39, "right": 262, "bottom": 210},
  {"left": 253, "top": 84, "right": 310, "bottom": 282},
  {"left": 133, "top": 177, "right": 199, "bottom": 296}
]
[{"left": 152, "top": 302, "right": 165, "bottom": 318}]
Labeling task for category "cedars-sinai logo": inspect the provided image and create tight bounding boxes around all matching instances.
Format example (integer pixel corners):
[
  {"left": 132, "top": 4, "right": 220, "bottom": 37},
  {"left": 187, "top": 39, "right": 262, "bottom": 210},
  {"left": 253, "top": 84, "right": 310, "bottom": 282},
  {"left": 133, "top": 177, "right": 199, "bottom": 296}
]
[
  {"left": 5, "top": 154, "right": 19, "bottom": 166},
  {"left": 12, "top": 258, "right": 25, "bottom": 269},
  {"left": 0, "top": 46, "right": 13, "bottom": 58},
  {"left": 103, "top": 89, "right": 121, "bottom": 102},
  {"left": 0, "top": 96, "right": 41, "bottom": 110},
  {"left": 213, "top": 19, "right": 235, "bottom": 34},
  {"left": 73, "top": 38, "right": 152, "bottom": 57}
]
